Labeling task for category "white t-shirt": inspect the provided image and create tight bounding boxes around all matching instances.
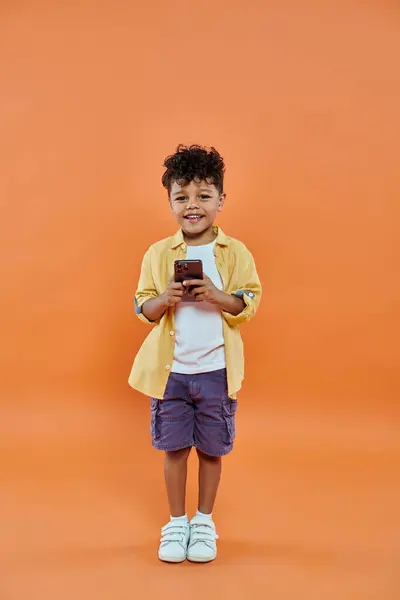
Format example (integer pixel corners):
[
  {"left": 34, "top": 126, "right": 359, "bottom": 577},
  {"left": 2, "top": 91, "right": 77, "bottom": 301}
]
[{"left": 171, "top": 241, "right": 226, "bottom": 374}]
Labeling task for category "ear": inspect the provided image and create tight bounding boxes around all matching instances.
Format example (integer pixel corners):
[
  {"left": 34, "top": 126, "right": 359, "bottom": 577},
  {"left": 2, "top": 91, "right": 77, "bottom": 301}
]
[{"left": 217, "top": 192, "right": 226, "bottom": 212}]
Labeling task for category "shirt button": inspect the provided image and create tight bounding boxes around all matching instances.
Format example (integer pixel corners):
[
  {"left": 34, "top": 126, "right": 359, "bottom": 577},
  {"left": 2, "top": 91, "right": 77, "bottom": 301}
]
[
  {"left": 169, "top": 331, "right": 174, "bottom": 336},
  {"left": 181, "top": 243, "right": 186, "bottom": 250},
  {"left": 166, "top": 364, "right": 171, "bottom": 370},
  {"left": 249, "top": 292, "right": 254, "bottom": 298}
]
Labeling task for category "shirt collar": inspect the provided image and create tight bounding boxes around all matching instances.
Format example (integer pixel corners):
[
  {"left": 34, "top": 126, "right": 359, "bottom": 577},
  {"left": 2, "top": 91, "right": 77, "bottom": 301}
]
[{"left": 171, "top": 226, "right": 228, "bottom": 249}]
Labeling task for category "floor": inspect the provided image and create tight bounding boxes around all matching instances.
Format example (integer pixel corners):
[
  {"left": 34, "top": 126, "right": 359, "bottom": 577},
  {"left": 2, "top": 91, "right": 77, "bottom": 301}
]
[{"left": 1, "top": 390, "right": 399, "bottom": 600}]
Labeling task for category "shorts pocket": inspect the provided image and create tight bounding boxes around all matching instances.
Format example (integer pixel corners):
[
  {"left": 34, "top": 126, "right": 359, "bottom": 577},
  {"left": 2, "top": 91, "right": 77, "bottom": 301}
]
[
  {"left": 150, "top": 398, "right": 160, "bottom": 440},
  {"left": 222, "top": 399, "right": 238, "bottom": 444}
]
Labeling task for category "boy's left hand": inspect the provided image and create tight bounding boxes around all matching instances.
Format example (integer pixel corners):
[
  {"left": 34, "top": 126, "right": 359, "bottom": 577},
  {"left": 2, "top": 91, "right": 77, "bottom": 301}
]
[{"left": 183, "top": 275, "right": 222, "bottom": 305}]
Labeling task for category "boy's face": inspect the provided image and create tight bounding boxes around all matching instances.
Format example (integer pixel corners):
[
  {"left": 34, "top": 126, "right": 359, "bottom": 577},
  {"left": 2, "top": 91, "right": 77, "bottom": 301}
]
[{"left": 169, "top": 179, "right": 225, "bottom": 238}]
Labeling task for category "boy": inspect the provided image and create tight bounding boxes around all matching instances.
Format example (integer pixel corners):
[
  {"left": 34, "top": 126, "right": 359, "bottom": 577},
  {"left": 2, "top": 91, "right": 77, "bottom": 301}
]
[{"left": 128, "top": 144, "right": 261, "bottom": 563}]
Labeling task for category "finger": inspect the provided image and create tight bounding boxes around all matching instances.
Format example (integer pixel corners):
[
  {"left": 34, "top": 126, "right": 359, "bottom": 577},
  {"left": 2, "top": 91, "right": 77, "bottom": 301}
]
[
  {"left": 189, "top": 286, "right": 207, "bottom": 296},
  {"left": 194, "top": 293, "right": 207, "bottom": 301},
  {"left": 168, "top": 290, "right": 183, "bottom": 300},
  {"left": 170, "top": 281, "right": 184, "bottom": 289},
  {"left": 183, "top": 279, "right": 203, "bottom": 287}
]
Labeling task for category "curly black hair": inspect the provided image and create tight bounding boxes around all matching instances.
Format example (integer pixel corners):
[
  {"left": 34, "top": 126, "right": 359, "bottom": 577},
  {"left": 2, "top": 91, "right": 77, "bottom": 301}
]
[{"left": 162, "top": 144, "right": 225, "bottom": 194}]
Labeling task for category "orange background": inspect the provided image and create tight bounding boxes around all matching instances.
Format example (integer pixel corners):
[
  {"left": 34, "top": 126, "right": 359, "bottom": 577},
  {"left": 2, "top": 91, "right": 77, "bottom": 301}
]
[{"left": 1, "top": 1, "right": 399, "bottom": 599}]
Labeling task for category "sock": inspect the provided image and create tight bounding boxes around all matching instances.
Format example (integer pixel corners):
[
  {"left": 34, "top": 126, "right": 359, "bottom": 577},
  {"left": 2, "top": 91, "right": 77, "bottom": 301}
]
[
  {"left": 170, "top": 514, "right": 188, "bottom": 522},
  {"left": 196, "top": 509, "right": 213, "bottom": 520}
]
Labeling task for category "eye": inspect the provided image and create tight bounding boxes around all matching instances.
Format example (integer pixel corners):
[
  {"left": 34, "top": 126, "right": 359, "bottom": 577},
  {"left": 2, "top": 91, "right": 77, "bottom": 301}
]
[
  {"left": 175, "top": 196, "right": 186, "bottom": 202},
  {"left": 200, "top": 194, "right": 211, "bottom": 201}
]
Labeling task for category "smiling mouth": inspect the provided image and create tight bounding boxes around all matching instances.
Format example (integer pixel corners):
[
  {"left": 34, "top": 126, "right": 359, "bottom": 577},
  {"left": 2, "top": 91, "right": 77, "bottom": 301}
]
[{"left": 184, "top": 215, "right": 203, "bottom": 222}]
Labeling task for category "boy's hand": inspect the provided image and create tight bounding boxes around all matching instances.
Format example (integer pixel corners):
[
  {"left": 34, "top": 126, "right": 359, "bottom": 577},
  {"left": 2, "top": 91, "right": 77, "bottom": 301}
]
[
  {"left": 161, "top": 277, "right": 185, "bottom": 307},
  {"left": 184, "top": 274, "right": 223, "bottom": 305}
]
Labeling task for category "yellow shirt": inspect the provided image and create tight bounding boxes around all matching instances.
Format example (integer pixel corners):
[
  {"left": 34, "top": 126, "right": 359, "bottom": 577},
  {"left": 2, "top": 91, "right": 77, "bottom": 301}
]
[{"left": 128, "top": 227, "right": 262, "bottom": 399}]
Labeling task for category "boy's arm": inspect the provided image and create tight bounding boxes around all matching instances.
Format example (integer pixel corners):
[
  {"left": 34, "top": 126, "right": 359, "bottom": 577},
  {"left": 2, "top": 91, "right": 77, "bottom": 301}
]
[
  {"left": 220, "top": 249, "right": 262, "bottom": 327},
  {"left": 140, "top": 295, "right": 169, "bottom": 323},
  {"left": 215, "top": 291, "right": 245, "bottom": 316},
  {"left": 134, "top": 249, "right": 164, "bottom": 324}
]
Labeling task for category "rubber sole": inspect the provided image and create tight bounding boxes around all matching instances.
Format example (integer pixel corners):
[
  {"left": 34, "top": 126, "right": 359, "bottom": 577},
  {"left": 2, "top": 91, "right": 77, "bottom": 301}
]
[
  {"left": 187, "top": 552, "right": 217, "bottom": 563},
  {"left": 158, "top": 554, "right": 186, "bottom": 563}
]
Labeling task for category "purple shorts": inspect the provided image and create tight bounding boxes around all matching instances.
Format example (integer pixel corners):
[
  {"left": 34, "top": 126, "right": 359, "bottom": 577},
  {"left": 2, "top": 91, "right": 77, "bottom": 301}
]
[{"left": 150, "top": 368, "right": 238, "bottom": 457}]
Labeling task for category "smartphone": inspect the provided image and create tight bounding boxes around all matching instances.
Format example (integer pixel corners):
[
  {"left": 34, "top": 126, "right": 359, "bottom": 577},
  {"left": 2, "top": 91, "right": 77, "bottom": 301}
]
[{"left": 174, "top": 259, "right": 203, "bottom": 302}]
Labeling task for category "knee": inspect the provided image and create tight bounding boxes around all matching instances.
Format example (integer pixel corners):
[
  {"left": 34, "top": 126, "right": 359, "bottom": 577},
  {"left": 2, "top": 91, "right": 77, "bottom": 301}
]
[
  {"left": 165, "top": 447, "right": 191, "bottom": 462},
  {"left": 196, "top": 448, "right": 221, "bottom": 463}
]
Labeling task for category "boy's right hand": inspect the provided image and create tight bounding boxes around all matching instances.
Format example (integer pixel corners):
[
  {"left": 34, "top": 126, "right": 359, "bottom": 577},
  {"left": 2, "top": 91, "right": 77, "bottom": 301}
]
[{"left": 161, "top": 277, "right": 184, "bottom": 307}]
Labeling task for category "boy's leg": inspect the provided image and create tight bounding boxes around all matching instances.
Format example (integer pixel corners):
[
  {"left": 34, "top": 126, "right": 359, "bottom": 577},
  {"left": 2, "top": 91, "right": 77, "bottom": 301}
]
[
  {"left": 197, "top": 449, "right": 221, "bottom": 515},
  {"left": 159, "top": 450, "right": 191, "bottom": 563},
  {"left": 192, "top": 368, "right": 237, "bottom": 515},
  {"left": 164, "top": 447, "right": 192, "bottom": 517},
  {"left": 151, "top": 372, "right": 194, "bottom": 563},
  {"left": 187, "top": 448, "right": 221, "bottom": 563},
  {"left": 150, "top": 373, "right": 195, "bottom": 517},
  {"left": 187, "top": 369, "right": 237, "bottom": 562}
]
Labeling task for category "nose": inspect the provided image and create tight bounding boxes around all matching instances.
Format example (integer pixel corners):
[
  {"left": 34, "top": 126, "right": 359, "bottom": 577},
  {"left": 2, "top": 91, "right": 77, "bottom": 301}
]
[{"left": 186, "top": 198, "right": 199, "bottom": 209}]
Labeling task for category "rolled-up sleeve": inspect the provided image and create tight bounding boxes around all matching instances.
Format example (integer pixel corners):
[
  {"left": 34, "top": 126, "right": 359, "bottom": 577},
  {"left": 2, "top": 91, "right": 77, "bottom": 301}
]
[
  {"left": 222, "top": 250, "right": 262, "bottom": 327},
  {"left": 134, "top": 249, "right": 159, "bottom": 324}
]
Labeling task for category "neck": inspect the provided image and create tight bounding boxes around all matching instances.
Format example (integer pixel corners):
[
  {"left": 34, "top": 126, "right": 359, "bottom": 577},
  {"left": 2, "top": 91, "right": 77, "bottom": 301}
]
[{"left": 183, "top": 225, "right": 217, "bottom": 246}]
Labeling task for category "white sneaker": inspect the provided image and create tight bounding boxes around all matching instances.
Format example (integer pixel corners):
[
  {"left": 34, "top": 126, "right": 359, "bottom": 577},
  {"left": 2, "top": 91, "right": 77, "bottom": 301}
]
[
  {"left": 158, "top": 519, "right": 190, "bottom": 563},
  {"left": 187, "top": 515, "right": 219, "bottom": 562}
]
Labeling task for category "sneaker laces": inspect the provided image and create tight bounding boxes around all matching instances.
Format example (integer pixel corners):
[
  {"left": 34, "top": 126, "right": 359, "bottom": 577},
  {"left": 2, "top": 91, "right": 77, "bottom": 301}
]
[{"left": 160, "top": 522, "right": 188, "bottom": 550}]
